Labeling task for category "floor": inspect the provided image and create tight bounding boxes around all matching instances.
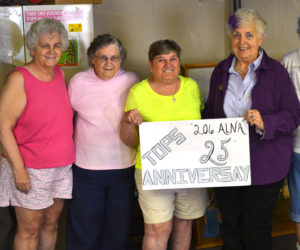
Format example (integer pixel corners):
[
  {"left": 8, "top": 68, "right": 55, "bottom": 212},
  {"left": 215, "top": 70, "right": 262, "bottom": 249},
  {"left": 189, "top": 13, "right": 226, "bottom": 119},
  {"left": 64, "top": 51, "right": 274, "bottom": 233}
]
[
  {"left": 2, "top": 188, "right": 296, "bottom": 250},
  {"left": 55, "top": 197, "right": 297, "bottom": 250},
  {"left": 194, "top": 234, "right": 298, "bottom": 250},
  {"left": 127, "top": 234, "right": 298, "bottom": 250},
  {"left": 189, "top": 197, "right": 297, "bottom": 250}
]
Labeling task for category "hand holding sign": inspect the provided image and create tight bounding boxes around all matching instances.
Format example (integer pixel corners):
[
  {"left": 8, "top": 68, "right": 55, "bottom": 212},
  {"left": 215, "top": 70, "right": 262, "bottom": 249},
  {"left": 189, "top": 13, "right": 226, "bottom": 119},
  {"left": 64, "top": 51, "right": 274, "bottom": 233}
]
[{"left": 125, "top": 109, "right": 143, "bottom": 125}]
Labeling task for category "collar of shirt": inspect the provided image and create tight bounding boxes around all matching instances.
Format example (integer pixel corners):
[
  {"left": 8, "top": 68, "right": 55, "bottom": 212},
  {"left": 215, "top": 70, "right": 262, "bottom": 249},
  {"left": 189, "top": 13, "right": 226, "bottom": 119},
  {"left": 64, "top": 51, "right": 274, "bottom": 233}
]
[
  {"left": 224, "top": 49, "right": 264, "bottom": 118},
  {"left": 229, "top": 48, "right": 264, "bottom": 74}
]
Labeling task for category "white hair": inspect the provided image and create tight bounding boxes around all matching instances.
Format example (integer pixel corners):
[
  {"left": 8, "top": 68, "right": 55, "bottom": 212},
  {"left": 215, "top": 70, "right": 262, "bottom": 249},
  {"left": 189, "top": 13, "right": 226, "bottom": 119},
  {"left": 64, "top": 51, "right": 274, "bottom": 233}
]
[
  {"left": 227, "top": 8, "right": 267, "bottom": 37},
  {"left": 25, "top": 18, "right": 69, "bottom": 51}
]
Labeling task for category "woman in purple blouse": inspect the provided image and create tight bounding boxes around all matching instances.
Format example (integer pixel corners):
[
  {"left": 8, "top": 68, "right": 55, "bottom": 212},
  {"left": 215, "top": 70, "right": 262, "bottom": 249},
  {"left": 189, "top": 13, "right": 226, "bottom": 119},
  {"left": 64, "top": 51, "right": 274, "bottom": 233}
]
[{"left": 204, "top": 8, "right": 300, "bottom": 250}]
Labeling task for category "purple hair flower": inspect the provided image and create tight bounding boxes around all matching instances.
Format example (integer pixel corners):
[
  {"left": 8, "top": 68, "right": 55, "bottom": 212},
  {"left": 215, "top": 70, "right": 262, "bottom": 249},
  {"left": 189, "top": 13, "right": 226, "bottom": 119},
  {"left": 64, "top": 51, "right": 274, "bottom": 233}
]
[{"left": 228, "top": 14, "right": 239, "bottom": 30}]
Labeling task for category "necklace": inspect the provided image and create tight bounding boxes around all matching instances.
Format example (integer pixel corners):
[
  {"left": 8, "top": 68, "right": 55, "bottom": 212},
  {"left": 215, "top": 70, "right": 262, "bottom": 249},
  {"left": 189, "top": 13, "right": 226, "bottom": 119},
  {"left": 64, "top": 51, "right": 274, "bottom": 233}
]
[
  {"left": 172, "top": 79, "right": 178, "bottom": 103},
  {"left": 235, "top": 64, "right": 248, "bottom": 77}
]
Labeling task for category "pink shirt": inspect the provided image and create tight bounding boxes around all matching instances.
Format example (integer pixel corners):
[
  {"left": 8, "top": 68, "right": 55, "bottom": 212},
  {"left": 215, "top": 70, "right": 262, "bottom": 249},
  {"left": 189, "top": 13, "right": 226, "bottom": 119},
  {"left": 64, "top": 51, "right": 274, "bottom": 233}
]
[
  {"left": 68, "top": 68, "right": 139, "bottom": 170},
  {"left": 13, "top": 66, "right": 75, "bottom": 169}
]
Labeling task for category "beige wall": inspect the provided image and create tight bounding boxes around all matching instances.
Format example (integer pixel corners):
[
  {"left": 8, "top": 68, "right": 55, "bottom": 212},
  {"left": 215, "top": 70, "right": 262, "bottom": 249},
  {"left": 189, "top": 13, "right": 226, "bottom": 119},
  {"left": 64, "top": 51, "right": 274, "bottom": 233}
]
[
  {"left": 243, "top": 0, "right": 300, "bottom": 59},
  {"left": 93, "top": 0, "right": 300, "bottom": 79},
  {"left": 0, "top": 64, "right": 15, "bottom": 88},
  {"left": 93, "top": 0, "right": 231, "bottom": 79},
  {"left": 1, "top": 0, "right": 300, "bottom": 86}
]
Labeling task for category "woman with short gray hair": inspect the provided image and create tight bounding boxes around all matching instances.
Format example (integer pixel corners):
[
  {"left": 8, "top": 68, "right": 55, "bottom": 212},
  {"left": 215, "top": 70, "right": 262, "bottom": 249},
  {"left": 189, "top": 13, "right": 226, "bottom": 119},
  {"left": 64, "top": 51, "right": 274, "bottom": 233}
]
[
  {"left": 0, "top": 18, "right": 74, "bottom": 250},
  {"left": 205, "top": 8, "right": 300, "bottom": 250}
]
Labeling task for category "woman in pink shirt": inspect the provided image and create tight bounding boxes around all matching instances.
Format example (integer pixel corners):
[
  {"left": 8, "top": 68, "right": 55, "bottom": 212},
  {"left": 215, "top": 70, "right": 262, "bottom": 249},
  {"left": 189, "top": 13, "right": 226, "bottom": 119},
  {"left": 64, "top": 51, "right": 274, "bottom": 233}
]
[
  {"left": 66, "top": 34, "right": 140, "bottom": 250},
  {"left": 0, "top": 19, "right": 74, "bottom": 250}
]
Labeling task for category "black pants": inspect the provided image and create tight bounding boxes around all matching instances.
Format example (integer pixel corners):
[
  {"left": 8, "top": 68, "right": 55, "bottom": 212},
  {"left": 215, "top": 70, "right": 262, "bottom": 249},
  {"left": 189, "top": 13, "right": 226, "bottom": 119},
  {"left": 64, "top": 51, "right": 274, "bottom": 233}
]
[
  {"left": 66, "top": 164, "right": 135, "bottom": 250},
  {"left": 215, "top": 179, "right": 284, "bottom": 250},
  {"left": 0, "top": 206, "right": 16, "bottom": 250}
]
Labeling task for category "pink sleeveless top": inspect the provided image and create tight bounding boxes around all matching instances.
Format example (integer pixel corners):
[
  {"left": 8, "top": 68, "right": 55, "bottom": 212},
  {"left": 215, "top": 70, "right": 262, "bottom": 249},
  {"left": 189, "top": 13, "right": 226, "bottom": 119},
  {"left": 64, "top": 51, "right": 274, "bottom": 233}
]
[{"left": 13, "top": 66, "right": 75, "bottom": 169}]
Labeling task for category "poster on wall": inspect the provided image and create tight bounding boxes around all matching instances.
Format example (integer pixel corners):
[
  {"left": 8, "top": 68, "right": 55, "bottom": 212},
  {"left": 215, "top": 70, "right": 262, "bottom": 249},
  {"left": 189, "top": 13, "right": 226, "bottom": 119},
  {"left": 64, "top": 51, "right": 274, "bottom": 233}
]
[{"left": 140, "top": 117, "right": 251, "bottom": 190}]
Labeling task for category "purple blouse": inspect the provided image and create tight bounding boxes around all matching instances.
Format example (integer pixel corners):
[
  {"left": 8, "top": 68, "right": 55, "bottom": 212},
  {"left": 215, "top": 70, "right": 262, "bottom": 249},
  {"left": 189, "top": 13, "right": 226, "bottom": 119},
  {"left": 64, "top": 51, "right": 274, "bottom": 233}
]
[{"left": 204, "top": 50, "right": 300, "bottom": 185}]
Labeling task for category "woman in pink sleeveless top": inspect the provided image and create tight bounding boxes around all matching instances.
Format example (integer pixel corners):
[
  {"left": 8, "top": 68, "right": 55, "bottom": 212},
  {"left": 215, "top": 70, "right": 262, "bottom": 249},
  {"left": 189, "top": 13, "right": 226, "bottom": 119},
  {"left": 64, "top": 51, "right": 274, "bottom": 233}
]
[{"left": 0, "top": 18, "right": 74, "bottom": 250}]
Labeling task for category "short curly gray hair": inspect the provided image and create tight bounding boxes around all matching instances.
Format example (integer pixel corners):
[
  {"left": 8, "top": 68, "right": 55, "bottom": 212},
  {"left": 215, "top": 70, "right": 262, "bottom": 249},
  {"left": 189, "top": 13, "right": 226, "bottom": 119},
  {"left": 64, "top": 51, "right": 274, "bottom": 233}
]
[
  {"left": 25, "top": 18, "right": 69, "bottom": 51},
  {"left": 87, "top": 34, "right": 127, "bottom": 67},
  {"left": 227, "top": 8, "right": 267, "bottom": 37}
]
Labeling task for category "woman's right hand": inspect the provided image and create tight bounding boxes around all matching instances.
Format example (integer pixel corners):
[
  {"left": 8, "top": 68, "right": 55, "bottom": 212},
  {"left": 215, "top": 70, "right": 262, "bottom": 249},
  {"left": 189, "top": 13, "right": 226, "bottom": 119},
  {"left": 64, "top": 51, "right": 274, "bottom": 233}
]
[
  {"left": 120, "top": 109, "right": 141, "bottom": 148},
  {"left": 13, "top": 167, "right": 30, "bottom": 194},
  {"left": 125, "top": 109, "right": 143, "bottom": 125}
]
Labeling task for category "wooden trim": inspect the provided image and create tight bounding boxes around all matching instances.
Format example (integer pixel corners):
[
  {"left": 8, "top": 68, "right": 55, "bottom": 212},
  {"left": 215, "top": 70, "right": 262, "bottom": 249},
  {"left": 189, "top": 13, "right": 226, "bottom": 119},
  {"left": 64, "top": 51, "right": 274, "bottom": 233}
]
[
  {"left": 182, "top": 63, "right": 217, "bottom": 69},
  {"left": 181, "top": 59, "right": 280, "bottom": 77},
  {"left": 181, "top": 63, "right": 217, "bottom": 77}
]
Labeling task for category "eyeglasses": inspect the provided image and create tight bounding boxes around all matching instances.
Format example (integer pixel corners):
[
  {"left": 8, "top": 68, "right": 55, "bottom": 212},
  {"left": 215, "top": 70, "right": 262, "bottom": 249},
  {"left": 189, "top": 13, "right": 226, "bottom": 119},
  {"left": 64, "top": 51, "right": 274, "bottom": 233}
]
[{"left": 95, "top": 55, "right": 121, "bottom": 63}]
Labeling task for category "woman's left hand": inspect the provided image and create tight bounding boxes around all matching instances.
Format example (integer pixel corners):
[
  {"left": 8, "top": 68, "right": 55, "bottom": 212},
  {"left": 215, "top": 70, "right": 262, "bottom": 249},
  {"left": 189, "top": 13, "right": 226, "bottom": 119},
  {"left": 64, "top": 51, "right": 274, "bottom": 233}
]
[{"left": 243, "top": 109, "right": 264, "bottom": 131}]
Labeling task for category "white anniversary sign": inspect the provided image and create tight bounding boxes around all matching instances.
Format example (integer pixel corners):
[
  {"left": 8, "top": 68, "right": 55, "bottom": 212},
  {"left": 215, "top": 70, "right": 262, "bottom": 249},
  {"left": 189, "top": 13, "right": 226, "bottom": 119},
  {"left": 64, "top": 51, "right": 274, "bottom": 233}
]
[{"left": 139, "top": 117, "right": 251, "bottom": 190}]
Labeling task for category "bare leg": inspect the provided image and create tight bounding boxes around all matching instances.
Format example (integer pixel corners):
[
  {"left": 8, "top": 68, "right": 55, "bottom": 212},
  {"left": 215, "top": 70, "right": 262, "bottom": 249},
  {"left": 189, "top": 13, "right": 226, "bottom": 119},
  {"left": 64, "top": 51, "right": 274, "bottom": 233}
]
[
  {"left": 13, "top": 206, "right": 44, "bottom": 250},
  {"left": 169, "top": 217, "right": 193, "bottom": 250},
  {"left": 39, "top": 199, "right": 64, "bottom": 250},
  {"left": 142, "top": 220, "right": 172, "bottom": 250}
]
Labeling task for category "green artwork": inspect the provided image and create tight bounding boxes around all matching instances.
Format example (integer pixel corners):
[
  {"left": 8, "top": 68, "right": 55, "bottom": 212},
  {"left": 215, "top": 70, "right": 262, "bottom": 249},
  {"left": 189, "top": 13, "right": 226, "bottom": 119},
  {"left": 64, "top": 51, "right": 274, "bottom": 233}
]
[{"left": 58, "top": 39, "right": 78, "bottom": 67}]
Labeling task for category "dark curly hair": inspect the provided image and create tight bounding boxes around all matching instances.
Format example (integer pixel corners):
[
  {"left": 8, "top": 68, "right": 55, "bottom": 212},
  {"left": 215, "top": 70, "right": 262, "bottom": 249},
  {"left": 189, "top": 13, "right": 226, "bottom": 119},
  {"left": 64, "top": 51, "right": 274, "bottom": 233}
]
[{"left": 148, "top": 39, "right": 181, "bottom": 62}]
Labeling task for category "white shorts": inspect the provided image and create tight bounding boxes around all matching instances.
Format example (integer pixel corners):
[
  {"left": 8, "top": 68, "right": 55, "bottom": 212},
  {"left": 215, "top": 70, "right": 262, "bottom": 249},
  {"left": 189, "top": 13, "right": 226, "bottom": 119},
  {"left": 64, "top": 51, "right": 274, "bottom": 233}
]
[
  {"left": 0, "top": 157, "right": 73, "bottom": 210},
  {"left": 135, "top": 169, "right": 209, "bottom": 224}
]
